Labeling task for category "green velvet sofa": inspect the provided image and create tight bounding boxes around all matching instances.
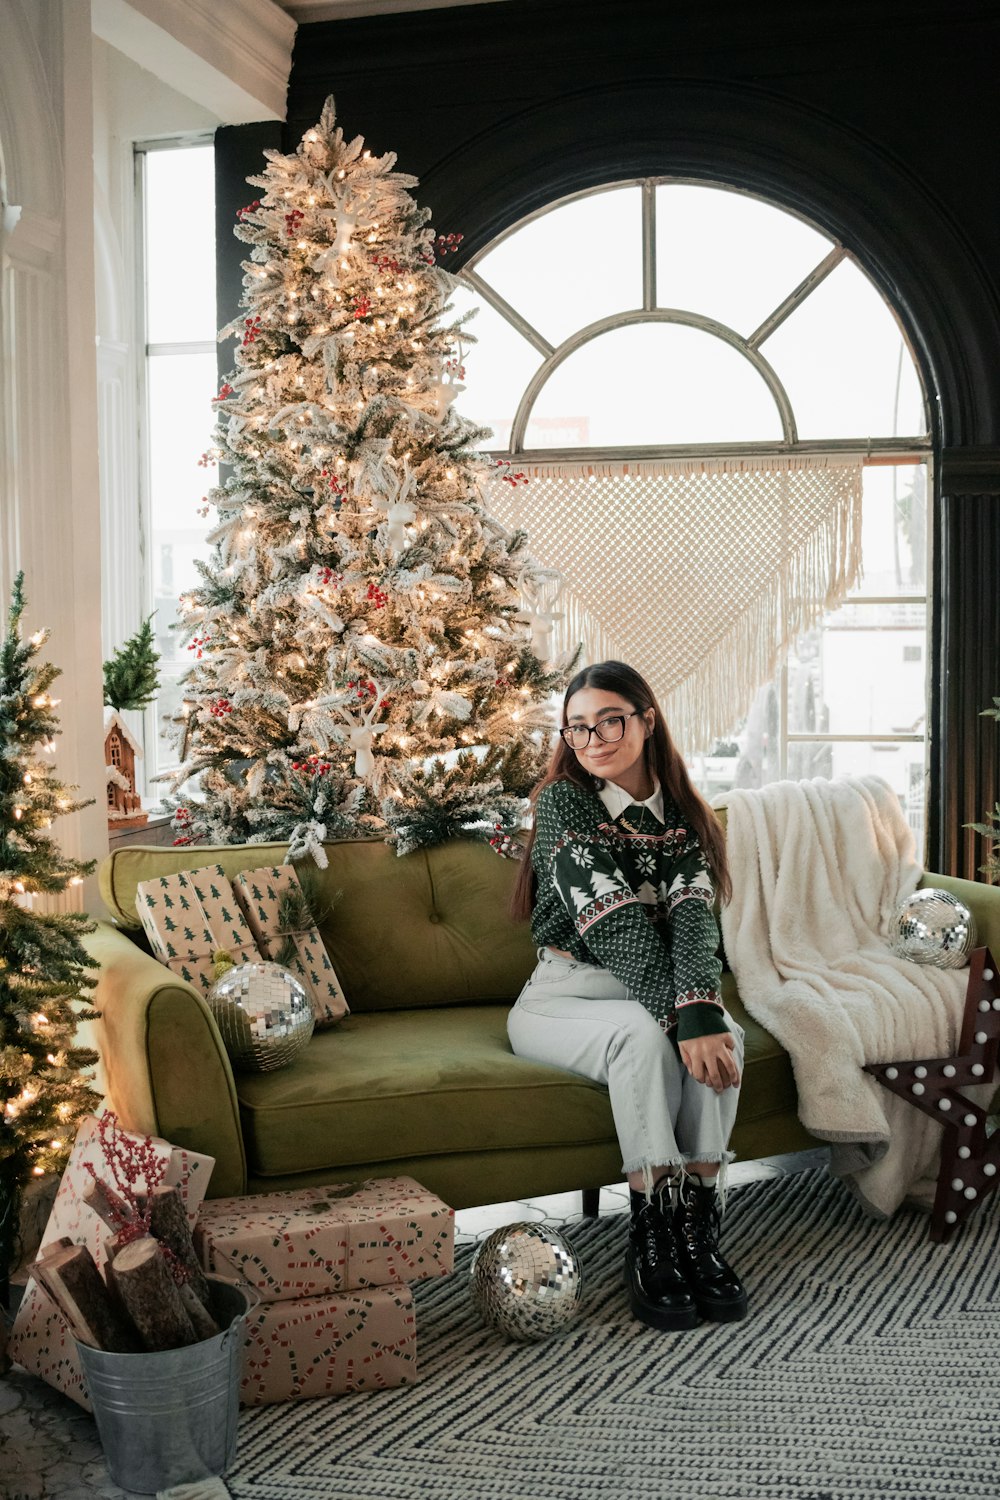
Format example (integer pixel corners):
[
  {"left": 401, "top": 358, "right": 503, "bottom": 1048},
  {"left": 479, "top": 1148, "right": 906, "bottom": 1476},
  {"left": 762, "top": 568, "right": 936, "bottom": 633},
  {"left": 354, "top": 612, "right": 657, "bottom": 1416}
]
[{"left": 81, "top": 834, "right": 1000, "bottom": 1209}]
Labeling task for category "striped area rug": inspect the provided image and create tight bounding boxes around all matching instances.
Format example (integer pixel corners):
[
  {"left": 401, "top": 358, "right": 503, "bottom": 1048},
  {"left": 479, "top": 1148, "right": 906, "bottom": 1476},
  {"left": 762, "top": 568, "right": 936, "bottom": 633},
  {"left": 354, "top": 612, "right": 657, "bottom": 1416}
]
[{"left": 227, "top": 1170, "right": 1000, "bottom": 1500}]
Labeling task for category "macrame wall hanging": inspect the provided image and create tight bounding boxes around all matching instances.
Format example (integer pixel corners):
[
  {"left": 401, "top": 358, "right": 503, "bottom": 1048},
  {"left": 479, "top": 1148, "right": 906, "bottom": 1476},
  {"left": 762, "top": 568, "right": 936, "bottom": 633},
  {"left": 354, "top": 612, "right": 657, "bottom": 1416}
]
[{"left": 486, "top": 455, "right": 864, "bottom": 753}]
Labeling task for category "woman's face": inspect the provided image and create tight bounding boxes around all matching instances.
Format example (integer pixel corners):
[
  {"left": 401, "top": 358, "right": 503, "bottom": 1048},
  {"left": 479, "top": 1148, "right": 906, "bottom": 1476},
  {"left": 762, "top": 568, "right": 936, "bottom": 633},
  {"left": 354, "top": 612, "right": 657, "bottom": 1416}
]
[{"left": 563, "top": 686, "right": 654, "bottom": 789}]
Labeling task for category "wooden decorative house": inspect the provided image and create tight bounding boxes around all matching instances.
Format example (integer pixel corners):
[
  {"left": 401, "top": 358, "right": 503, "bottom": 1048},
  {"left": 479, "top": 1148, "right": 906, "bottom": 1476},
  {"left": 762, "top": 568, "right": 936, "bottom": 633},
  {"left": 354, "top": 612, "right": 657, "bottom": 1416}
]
[{"left": 104, "top": 710, "right": 147, "bottom": 829}]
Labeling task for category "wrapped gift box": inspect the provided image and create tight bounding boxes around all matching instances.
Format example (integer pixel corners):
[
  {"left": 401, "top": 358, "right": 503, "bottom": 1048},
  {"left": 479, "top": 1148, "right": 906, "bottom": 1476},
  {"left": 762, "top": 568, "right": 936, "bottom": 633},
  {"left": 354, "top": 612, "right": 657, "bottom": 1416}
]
[
  {"left": 135, "top": 864, "right": 259, "bottom": 996},
  {"left": 9, "top": 1114, "right": 215, "bottom": 1410},
  {"left": 230, "top": 866, "right": 348, "bottom": 1026},
  {"left": 195, "top": 1176, "right": 454, "bottom": 1303},
  {"left": 241, "top": 1283, "right": 416, "bottom": 1405}
]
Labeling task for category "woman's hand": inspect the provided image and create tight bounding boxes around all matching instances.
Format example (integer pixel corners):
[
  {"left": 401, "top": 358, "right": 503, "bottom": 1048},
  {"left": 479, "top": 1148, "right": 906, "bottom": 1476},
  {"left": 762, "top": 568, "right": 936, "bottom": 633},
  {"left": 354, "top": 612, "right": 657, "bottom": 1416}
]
[{"left": 679, "top": 1032, "right": 741, "bottom": 1093}]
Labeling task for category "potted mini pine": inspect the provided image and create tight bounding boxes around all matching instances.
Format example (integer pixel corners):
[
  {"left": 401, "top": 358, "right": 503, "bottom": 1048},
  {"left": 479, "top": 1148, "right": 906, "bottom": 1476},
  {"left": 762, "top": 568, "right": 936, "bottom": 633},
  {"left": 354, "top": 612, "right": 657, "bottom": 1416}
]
[{"left": 103, "top": 615, "right": 159, "bottom": 831}]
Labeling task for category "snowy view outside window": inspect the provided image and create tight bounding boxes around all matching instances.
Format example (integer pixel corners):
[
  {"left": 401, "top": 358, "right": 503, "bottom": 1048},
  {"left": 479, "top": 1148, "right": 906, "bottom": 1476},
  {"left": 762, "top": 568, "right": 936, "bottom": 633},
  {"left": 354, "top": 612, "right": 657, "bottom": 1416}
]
[
  {"left": 139, "top": 142, "right": 217, "bottom": 781},
  {"left": 140, "top": 161, "right": 929, "bottom": 845}
]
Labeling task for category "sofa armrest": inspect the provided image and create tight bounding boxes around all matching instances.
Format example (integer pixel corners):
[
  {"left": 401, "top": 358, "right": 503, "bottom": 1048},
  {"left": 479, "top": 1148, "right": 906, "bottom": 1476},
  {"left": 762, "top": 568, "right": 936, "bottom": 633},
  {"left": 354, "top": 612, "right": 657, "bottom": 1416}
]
[
  {"left": 80, "top": 921, "right": 247, "bottom": 1197},
  {"left": 920, "top": 871, "right": 1000, "bottom": 958}
]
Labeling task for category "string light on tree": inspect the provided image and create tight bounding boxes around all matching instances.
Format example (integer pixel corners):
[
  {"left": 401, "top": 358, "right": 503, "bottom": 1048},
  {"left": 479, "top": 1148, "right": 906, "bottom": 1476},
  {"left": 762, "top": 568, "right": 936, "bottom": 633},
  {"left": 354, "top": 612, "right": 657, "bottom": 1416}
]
[
  {"left": 0, "top": 573, "right": 100, "bottom": 1293},
  {"left": 161, "top": 96, "right": 573, "bottom": 863}
]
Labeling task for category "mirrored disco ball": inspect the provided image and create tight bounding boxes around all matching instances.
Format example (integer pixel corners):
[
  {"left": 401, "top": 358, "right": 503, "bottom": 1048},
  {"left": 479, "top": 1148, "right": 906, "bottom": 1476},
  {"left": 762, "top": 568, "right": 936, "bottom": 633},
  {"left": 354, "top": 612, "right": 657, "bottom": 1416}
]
[
  {"left": 207, "top": 961, "right": 314, "bottom": 1071},
  {"left": 890, "top": 888, "right": 977, "bottom": 968},
  {"left": 469, "top": 1222, "right": 582, "bottom": 1342}
]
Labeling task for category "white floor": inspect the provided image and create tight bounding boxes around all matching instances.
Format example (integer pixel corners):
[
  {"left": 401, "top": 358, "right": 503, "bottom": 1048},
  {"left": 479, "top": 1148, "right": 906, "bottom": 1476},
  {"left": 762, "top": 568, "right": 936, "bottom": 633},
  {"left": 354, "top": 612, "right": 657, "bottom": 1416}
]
[{"left": 453, "top": 1147, "right": 831, "bottom": 1245}]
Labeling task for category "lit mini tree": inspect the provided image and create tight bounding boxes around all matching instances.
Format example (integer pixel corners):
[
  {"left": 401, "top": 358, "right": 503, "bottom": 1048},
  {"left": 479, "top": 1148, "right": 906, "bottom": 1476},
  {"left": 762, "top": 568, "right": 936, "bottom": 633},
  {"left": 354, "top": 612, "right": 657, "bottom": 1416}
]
[
  {"left": 162, "top": 98, "right": 567, "bottom": 863},
  {"left": 0, "top": 573, "right": 100, "bottom": 1291}
]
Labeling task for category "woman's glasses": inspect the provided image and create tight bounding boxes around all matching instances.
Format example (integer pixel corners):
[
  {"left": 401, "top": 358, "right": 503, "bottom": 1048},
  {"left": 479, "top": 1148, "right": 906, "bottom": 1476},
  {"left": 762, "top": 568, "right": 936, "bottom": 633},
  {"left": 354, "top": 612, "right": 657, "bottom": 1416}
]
[{"left": 560, "top": 711, "right": 643, "bottom": 750}]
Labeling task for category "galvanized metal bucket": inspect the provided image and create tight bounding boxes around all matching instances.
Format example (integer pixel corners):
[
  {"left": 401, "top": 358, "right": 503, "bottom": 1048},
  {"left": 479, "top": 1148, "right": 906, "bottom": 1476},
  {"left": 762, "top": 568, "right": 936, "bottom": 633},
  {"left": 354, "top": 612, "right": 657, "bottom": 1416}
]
[{"left": 76, "top": 1277, "right": 254, "bottom": 1495}]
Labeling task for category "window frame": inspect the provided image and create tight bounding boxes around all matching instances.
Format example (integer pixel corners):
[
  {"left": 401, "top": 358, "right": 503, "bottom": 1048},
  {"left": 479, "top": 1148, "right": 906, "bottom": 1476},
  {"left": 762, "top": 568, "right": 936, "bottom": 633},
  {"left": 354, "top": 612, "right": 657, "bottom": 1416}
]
[
  {"left": 461, "top": 176, "right": 932, "bottom": 466},
  {"left": 459, "top": 178, "right": 933, "bottom": 842}
]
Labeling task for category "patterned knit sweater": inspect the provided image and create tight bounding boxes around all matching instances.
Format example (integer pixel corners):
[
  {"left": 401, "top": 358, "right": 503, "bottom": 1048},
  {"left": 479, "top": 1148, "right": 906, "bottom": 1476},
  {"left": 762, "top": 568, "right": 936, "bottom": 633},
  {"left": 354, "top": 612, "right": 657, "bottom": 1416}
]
[{"left": 530, "top": 777, "right": 727, "bottom": 1042}]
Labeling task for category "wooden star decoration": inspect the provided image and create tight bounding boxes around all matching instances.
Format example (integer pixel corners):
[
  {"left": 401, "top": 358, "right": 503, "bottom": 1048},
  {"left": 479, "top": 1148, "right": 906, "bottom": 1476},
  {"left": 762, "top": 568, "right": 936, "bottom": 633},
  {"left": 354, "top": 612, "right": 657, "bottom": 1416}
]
[{"left": 865, "top": 946, "right": 1000, "bottom": 1242}]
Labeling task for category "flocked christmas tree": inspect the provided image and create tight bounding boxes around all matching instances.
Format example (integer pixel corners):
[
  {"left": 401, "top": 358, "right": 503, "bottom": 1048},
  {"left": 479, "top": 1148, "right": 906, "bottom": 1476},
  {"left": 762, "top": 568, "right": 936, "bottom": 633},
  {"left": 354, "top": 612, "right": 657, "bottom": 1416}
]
[
  {"left": 162, "top": 98, "right": 569, "bottom": 863},
  {"left": 0, "top": 573, "right": 100, "bottom": 1288}
]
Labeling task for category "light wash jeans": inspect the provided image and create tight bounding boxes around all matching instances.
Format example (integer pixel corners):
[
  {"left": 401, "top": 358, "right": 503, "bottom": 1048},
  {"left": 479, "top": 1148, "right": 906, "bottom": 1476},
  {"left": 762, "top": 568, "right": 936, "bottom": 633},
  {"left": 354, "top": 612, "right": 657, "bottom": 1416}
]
[{"left": 508, "top": 949, "right": 745, "bottom": 1190}]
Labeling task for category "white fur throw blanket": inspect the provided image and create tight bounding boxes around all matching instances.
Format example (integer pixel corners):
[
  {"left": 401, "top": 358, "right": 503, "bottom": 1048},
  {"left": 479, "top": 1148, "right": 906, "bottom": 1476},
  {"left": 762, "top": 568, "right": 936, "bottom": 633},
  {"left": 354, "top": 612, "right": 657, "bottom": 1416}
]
[{"left": 719, "top": 775, "right": 983, "bottom": 1217}]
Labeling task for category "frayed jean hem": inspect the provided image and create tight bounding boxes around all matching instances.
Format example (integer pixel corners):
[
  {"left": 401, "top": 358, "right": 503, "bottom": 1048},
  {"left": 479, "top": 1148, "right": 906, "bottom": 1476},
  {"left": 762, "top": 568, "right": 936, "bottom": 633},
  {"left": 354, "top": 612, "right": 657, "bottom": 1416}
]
[{"left": 621, "top": 1150, "right": 736, "bottom": 1204}]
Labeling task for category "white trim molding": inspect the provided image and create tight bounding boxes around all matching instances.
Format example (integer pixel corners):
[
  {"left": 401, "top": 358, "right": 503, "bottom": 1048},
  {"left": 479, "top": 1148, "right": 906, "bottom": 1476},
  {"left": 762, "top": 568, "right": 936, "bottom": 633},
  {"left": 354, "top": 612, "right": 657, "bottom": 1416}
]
[{"left": 92, "top": 0, "right": 296, "bottom": 123}]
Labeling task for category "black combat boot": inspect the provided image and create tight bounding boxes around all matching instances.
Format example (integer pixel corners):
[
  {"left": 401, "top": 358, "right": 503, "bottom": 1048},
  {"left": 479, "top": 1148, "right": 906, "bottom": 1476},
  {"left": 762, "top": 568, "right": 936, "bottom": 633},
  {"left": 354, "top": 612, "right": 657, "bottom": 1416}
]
[
  {"left": 624, "top": 1179, "right": 698, "bottom": 1331},
  {"left": 674, "top": 1174, "right": 748, "bottom": 1323}
]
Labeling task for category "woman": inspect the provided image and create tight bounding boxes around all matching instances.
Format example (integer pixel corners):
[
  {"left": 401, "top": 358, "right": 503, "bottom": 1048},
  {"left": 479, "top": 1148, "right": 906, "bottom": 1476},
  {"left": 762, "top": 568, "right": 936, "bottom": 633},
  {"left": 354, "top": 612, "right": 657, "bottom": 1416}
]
[{"left": 509, "top": 661, "right": 748, "bottom": 1330}]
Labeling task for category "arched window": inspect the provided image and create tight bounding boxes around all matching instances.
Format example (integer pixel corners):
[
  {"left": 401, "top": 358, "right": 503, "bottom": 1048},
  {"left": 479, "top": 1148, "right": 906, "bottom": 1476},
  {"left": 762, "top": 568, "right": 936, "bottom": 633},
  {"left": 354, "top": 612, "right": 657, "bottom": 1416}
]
[{"left": 452, "top": 181, "right": 930, "bottom": 842}]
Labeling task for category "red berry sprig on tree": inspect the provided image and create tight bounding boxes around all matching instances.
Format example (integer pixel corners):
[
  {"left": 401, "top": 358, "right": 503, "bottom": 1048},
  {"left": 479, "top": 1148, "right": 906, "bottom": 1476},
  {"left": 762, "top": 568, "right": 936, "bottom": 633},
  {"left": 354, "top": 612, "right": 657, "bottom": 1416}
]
[
  {"left": 242, "top": 315, "right": 262, "bottom": 346},
  {"left": 422, "top": 232, "right": 465, "bottom": 264},
  {"left": 236, "top": 200, "right": 261, "bottom": 221},
  {"left": 494, "top": 459, "right": 528, "bottom": 487},
  {"left": 285, "top": 208, "right": 305, "bottom": 236},
  {"left": 208, "top": 698, "right": 233, "bottom": 718},
  {"left": 352, "top": 294, "right": 372, "bottom": 320},
  {"left": 291, "top": 754, "right": 332, "bottom": 776},
  {"left": 366, "top": 583, "right": 389, "bottom": 609},
  {"left": 489, "top": 824, "right": 522, "bottom": 860},
  {"left": 370, "top": 252, "right": 404, "bottom": 276}
]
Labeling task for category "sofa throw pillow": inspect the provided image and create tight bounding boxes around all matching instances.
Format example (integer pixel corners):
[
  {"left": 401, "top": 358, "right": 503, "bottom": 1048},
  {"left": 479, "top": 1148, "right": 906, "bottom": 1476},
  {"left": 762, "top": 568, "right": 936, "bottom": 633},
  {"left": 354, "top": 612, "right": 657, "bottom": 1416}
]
[
  {"left": 230, "top": 865, "right": 349, "bottom": 1026},
  {"left": 135, "top": 864, "right": 259, "bottom": 996}
]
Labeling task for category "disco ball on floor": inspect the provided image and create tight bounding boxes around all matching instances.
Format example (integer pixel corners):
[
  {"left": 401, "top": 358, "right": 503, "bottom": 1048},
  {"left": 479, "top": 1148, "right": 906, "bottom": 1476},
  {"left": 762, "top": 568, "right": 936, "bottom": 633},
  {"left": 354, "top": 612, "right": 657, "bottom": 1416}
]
[
  {"left": 890, "top": 888, "right": 977, "bottom": 969},
  {"left": 469, "top": 1222, "right": 582, "bottom": 1342}
]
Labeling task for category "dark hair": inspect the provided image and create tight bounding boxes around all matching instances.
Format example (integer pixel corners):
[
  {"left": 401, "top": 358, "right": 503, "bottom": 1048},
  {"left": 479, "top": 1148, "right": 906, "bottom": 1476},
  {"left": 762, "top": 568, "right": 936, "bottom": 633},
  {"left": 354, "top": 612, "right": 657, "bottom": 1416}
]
[{"left": 510, "top": 660, "right": 731, "bottom": 920}]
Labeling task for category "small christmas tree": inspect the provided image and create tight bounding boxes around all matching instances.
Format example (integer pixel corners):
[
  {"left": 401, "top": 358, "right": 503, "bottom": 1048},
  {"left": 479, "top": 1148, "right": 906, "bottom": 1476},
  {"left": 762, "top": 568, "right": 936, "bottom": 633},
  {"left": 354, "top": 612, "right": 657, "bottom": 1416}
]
[
  {"left": 103, "top": 615, "right": 160, "bottom": 713},
  {"left": 0, "top": 573, "right": 100, "bottom": 1290},
  {"left": 162, "top": 97, "right": 568, "bottom": 862}
]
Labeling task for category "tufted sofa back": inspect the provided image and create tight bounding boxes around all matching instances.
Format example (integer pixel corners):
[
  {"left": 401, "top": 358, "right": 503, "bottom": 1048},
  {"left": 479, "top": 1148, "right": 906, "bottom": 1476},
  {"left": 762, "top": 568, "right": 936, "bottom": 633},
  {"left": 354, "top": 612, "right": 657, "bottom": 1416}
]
[{"left": 99, "top": 838, "right": 537, "bottom": 1013}]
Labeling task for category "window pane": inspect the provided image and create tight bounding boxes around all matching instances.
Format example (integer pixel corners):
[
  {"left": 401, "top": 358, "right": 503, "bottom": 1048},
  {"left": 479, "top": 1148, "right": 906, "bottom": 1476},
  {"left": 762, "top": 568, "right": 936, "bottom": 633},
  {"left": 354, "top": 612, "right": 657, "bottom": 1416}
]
[
  {"left": 655, "top": 185, "right": 834, "bottom": 337},
  {"left": 449, "top": 282, "right": 544, "bottom": 448},
  {"left": 472, "top": 187, "right": 642, "bottom": 346},
  {"left": 788, "top": 605, "right": 927, "bottom": 736},
  {"left": 760, "top": 259, "right": 926, "bottom": 439},
  {"left": 690, "top": 723, "right": 926, "bottom": 849},
  {"left": 790, "top": 743, "right": 926, "bottom": 846},
  {"left": 524, "top": 323, "right": 784, "bottom": 447},
  {"left": 147, "top": 351, "right": 218, "bottom": 777},
  {"left": 145, "top": 146, "right": 217, "bottom": 343},
  {"left": 850, "top": 464, "right": 928, "bottom": 597}
]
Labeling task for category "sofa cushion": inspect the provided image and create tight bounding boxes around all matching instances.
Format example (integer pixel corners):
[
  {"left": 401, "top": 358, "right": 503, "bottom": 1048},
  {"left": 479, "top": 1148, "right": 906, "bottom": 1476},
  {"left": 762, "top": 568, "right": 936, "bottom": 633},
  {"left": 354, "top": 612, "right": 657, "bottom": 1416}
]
[
  {"left": 235, "top": 993, "right": 800, "bottom": 1180},
  {"left": 235, "top": 1005, "right": 617, "bottom": 1178},
  {"left": 721, "top": 973, "right": 799, "bottom": 1119}
]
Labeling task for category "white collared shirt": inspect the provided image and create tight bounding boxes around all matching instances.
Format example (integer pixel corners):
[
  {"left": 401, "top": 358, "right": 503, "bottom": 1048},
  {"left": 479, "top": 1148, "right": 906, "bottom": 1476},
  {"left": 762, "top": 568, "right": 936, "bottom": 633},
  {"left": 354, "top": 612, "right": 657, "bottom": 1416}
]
[{"left": 597, "top": 777, "right": 665, "bottom": 825}]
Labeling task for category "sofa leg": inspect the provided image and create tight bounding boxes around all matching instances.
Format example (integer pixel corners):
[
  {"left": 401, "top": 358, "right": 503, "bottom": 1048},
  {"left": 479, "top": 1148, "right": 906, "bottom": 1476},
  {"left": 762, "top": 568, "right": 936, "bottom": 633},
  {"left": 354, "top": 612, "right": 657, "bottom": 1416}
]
[{"left": 581, "top": 1187, "right": 600, "bottom": 1218}]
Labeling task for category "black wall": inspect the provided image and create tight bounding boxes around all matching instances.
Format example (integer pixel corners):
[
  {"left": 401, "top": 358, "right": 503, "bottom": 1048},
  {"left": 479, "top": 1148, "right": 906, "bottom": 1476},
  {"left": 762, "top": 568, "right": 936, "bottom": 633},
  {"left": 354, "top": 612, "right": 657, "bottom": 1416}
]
[{"left": 215, "top": 0, "right": 1000, "bottom": 878}]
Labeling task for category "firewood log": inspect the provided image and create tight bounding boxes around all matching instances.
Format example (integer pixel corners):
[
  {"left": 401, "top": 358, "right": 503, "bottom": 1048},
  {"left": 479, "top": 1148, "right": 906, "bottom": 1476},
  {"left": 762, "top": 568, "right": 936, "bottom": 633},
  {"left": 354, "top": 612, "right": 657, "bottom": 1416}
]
[
  {"left": 109, "top": 1237, "right": 198, "bottom": 1351},
  {"left": 178, "top": 1281, "right": 221, "bottom": 1341},
  {"left": 145, "top": 1184, "right": 214, "bottom": 1309},
  {"left": 82, "top": 1176, "right": 131, "bottom": 1232},
  {"left": 33, "top": 1244, "right": 141, "bottom": 1353},
  {"left": 33, "top": 1235, "right": 75, "bottom": 1264}
]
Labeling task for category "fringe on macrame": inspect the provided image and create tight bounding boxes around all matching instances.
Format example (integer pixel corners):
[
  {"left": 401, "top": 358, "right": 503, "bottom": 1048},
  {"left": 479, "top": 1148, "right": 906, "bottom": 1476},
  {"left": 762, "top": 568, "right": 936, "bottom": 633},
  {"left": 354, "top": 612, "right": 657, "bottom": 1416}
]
[{"left": 532, "top": 462, "right": 863, "bottom": 754}]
